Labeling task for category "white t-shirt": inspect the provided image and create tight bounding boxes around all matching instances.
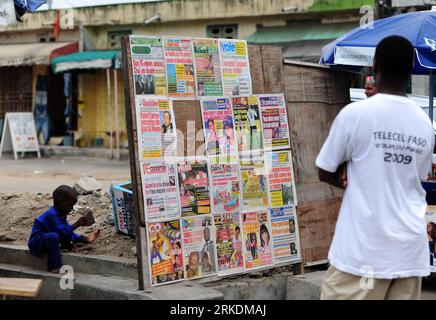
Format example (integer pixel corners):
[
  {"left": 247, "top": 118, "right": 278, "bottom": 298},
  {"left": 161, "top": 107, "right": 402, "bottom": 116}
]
[{"left": 316, "top": 93, "right": 435, "bottom": 279}]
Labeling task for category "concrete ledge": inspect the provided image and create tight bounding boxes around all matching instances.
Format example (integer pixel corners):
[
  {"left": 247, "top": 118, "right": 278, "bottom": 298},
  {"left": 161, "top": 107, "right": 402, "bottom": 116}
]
[
  {"left": 286, "top": 271, "right": 324, "bottom": 300},
  {"left": 0, "top": 244, "right": 138, "bottom": 279},
  {"left": 0, "top": 262, "right": 224, "bottom": 300},
  {"left": 203, "top": 272, "right": 293, "bottom": 300},
  {"left": 39, "top": 146, "right": 130, "bottom": 160}
]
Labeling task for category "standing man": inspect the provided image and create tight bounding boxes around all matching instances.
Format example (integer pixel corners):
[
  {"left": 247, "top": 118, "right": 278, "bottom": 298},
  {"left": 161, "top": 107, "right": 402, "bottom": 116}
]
[
  {"left": 316, "top": 36, "right": 434, "bottom": 300},
  {"left": 364, "top": 76, "right": 378, "bottom": 98}
]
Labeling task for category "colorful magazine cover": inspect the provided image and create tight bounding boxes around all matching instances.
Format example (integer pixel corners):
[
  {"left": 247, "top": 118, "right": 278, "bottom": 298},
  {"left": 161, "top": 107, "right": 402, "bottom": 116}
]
[
  {"left": 214, "top": 211, "right": 245, "bottom": 276},
  {"left": 239, "top": 153, "right": 268, "bottom": 211},
  {"left": 163, "top": 37, "right": 196, "bottom": 99},
  {"left": 219, "top": 39, "right": 252, "bottom": 96},
  {"left": 192, "top": 38, "right": 223, "bottom": 97},
  {"left": 265, "top": 150, "right": 298, "bottom": 208},
  {"left": 241, "top": 211, "right": 273, "bottom": 270},
  {"left": 147, "top": 219, "right": 185, "bottom": 286},
  {"left": 177, "top": 157, "right": 211, "bottom": 216},
  {"left": 269, "top": 206, "right": 301, "bottom": 264},
  {"left": 201, "top": 97, "right": 237, "bottom": 156},
  {"left": 181, "top": 215, "right": 217, "bottom": 279},
  {"left": 232, "top": 96, "right": 263, "bottom": 153},
  {"left": 258, "top": 94, "right": 290, "bottom": 150},
  {"left": 209, "top": 155, "right": 241, "bottom": 214},
  {"left": 426, "top": 206, "right": 436, "bottom": 272},
  {"left": 130, "top": 36, "right": 167, "bottom": 96},
  {"left": 135, "top": 96, "right": 177, "bottom": 160},
  {"left": 140, "top": 159, "right": 180, "bottom": 222}
]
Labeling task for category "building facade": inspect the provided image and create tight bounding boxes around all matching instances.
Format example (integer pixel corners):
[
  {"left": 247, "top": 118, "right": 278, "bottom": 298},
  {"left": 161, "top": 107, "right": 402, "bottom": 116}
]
[{"left": 0, "top": 0, "right": 372, "bottom": 148}]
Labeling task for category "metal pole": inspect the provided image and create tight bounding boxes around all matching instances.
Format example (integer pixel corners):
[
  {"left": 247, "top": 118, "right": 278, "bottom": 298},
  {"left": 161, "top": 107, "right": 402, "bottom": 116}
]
[
  {"left": 430, "top": 70, "right": 434, "bottom": 125},
  {"left": 114, "top": 69, "right": 120, "bottom": 160},
  {"left": 106, "top": 69, "right": 113, "bottom": 159}
]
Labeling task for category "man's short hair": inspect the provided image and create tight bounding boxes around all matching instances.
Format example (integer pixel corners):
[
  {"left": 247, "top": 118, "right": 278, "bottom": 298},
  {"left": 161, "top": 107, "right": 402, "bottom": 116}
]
[{"left": 374, "top": 36, "right": 414, "bottom": 84}]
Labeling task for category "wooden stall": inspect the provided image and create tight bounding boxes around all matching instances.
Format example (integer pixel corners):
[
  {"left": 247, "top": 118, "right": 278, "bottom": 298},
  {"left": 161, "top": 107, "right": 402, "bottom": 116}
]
[
  {"left": 246, "top": 45, "right": 351, "bottom": 265},
  {"left": 122, "top": 39, "right": 352, "bottom": 288}
]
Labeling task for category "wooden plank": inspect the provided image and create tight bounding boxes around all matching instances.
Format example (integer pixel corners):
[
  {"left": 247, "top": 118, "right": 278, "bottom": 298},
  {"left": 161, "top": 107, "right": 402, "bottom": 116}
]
[
  {"left": 173, "top": 100, "right": 204, "bottom": 157},
  {"left": 0, "top": 278, "right": 42, "bottom": 298},
  {"left": 121, "top": 35, "right": 146, "bottom": 290},
  {"left": 248, "top": 45, "right": 265, "bottom": 94},
  {"left": 281, "top": 62, "right": 350, "bottom": 264},
  {"left": 260, "top": 45, "right": 284, "bottom": 94}
]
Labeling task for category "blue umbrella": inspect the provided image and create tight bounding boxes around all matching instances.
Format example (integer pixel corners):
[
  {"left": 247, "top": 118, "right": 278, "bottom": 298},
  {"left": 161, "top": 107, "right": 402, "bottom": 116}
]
[
  {"left": 14, "top": 0, "right": 46, "bottom": 17},
  {"left": 320, "top": 8, "right": 436, "bottom": 121}
]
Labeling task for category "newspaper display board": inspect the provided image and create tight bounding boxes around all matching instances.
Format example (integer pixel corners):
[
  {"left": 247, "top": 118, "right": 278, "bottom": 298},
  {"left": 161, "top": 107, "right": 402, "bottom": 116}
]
[
  {"left": 219, "top": 39, "right": 252, "bottom": 96},
  {"left": 135, "top": 96, "right": 177, "bottom": 160},
  {"left": 232, "top": 96, "right": 263, "bottom": 153},
  {"left": 426, "top": 205, "right": 436, "bottom": 272},
  {"left": 241, "top": 211, "right": 273, "bottom": 270},
  {"left": 163, "top": 37, "right": 196, "bottom": 99},
  {"left": 209, "top": 155, "right": 241, "bottom": 214},
  {"left": 201, "top": 97, "right": 237, "bottom": 156},
  {"left": 265, "top": 150, "right": 298, "bottom": 208},
  {"left": 270, "top": 206, "right": 301, "bottom": 264},
  {"left": 123, "top": 35, "right": 303, "bottom": 289},
  {"left": 214, "top": 212, "right": 245, "bottom": 276},
  {"left": 140, "top": 159, "right": 180, "bottom": 222},
  {"left": 110, "top": 182, "right": 136, "bottom": 237},
  {"left": 177, "top": 158, "right": 211, "bottom": 216},
  {"left": 0, "top": 112, "right": 41, "bottom": 160},
  {"left": 147, "top": 219, "right": 185, "bottom": 286},
  {"left": 239, "top": 153, "right": 269, "bottom": 212},
  {"left": 130, "top": 36, "right": 167, "bottom": 96},
  {"left": 192, "top": 38, "right": 223, "bottom": 97},
  {"left": 258, "top": 94, "right": 290, "bottom": 151},
  {"left": 181, "top": 215, "right": 217, "bottom": 279}
]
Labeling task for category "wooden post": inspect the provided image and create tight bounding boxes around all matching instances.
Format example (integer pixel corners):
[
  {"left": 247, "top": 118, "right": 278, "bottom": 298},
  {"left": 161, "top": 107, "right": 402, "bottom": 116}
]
[
  {"left": 121, "top": 36, "right": 147, "bottom": 290},
  {"left": 114, "top": 69, "right": 120, "bottom": 160},
  {"left": 106, "top": 69, "right": 114, "bottom": 159}
]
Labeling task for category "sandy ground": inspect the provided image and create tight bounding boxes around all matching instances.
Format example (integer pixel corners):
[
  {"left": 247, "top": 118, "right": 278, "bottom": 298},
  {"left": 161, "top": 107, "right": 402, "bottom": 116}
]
[{"left": 0, "top": 157, "right": 136, "bottom": 259}]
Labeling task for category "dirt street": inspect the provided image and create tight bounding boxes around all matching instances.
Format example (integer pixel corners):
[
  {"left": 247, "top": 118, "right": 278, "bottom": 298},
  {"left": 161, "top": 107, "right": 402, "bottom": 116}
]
[{"left": 0, "top": 157, "right": 136, "bottom": 259}]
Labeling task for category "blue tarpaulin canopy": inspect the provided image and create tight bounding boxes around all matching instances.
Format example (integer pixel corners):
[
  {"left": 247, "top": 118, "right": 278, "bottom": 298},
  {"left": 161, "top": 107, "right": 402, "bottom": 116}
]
[{"left": 320, "top": 8, "right": 436, "bottom": 121}]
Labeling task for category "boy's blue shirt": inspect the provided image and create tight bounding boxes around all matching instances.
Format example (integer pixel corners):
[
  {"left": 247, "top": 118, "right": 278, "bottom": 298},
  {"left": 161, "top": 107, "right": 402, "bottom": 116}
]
[{"left": 30, "top": 207, "right": 85, "bottom": 243}]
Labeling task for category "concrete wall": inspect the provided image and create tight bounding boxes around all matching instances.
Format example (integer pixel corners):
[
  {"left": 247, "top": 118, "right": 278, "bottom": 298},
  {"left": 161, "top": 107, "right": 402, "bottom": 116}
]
[{"left": 0, "top": 0, "right": 320, "bottom": 32}]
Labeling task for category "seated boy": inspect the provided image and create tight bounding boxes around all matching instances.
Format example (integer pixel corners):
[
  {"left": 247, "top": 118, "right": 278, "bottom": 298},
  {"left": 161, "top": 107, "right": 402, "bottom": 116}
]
[{"left": 28, "top": 185, "right": 100, "bottom": 273}]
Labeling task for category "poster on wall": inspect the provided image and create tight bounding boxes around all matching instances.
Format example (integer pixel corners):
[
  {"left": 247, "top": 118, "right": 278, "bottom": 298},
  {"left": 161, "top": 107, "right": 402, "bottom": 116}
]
[
  {"left": 232, "top": 96, "right": 263, "bottom": 153},
  {"left": 209, "top": 155, "right": 241, "bottom": 214},
  {"left": 265, "top": 150, "right": 298, "bottom": 208},
  {"left": 241, "top": 210, "right": 273, "bottom": 270},
  {"left": 269, "top": 206, "right": 301, "bottom": 264},
  {"left": 147, "top": 219, "right": 185, "bottom": 286},
  {"left": 258, "top": 94, "right": 290, "bottom": 150},
  {"left": 214, "top": 212, "right": 245, "bottom": 276},
  {"left": 239, "top": 153, "right": 268, "bottom": 211},
  {"left": 140, "top": 159, "right": 180, "bottom": 222},
  {"left": 426, "top": 206, "right": 436, "bottom": 272},
  {"left": 135, "top": 96, "right": 177, "bottom": 160},
  {"left": 201, "top": 97, "right": 237, "bottom": 156},
  {"left": 177, "top": 157, "right": 211, "bottom": 216},
  {"left": 181, "top": 215, "right": 217, "bottom": 279},
  {"left": 192, "top": 38, "right": 223, "bottom": 97},
  {"left": 163, "top": 37, "right": 196, "bottom": 99},
  {"left": 130, "top": 36, "right": 167, "bottom": 96},
  {"left": 219, "top": 39, "right": 252, "bottom": 96}
]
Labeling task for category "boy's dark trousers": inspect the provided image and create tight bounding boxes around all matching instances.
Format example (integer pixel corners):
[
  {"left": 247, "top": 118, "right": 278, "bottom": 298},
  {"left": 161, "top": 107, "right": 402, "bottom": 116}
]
[{"left": 28, "top": 233, "right": 70, "bottom": 270}]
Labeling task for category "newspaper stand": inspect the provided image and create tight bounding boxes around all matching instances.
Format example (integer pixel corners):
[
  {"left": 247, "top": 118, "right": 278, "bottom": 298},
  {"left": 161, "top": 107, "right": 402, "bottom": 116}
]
[
  {"left": 121, "top": 35, "right": 351, "bottom": 289},
  {"left": 110, "top": 182, "right": 136, "bottom": 237}
]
